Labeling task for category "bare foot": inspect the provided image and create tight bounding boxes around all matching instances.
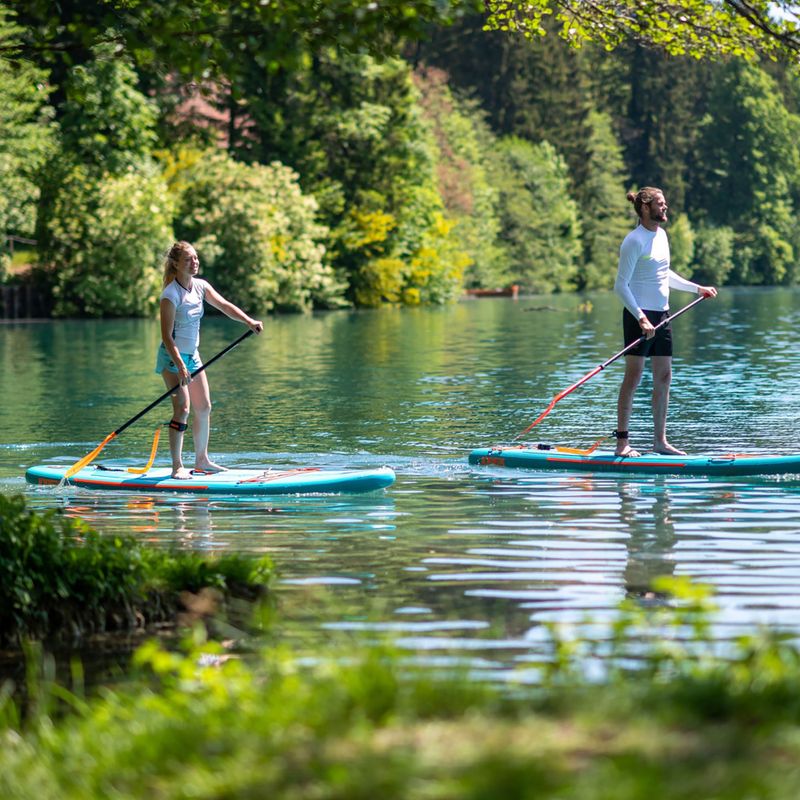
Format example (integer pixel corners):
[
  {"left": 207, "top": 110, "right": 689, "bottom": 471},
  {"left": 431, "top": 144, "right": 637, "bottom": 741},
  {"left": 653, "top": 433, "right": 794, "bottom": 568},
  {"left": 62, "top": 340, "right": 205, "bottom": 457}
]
[
  {"left": 171, "top": 467, "right": 193, "bottom": 480},
  {"left": 653, "top": 442, "right": 686, "bottom": 456},
  {"left": 193, "top": 461, "right": 228, "bottom": 474},
  {"left": 615, "top": 446, "right": 641, "bottom": 458}
]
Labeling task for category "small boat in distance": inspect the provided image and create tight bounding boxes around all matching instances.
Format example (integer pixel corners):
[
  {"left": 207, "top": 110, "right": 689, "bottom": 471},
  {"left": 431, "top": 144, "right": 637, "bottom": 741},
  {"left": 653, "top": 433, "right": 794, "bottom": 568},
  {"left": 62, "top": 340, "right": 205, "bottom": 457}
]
[{"left": 464, "top": 285, "right": 519, "bottom": 299}]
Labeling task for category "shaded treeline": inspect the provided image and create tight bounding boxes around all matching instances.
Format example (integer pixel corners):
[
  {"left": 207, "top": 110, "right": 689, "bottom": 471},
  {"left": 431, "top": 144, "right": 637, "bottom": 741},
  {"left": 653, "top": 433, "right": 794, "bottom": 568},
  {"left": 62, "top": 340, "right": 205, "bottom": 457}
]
[{"left": 1, "top": 2, "right": 799, "bottom": 317}]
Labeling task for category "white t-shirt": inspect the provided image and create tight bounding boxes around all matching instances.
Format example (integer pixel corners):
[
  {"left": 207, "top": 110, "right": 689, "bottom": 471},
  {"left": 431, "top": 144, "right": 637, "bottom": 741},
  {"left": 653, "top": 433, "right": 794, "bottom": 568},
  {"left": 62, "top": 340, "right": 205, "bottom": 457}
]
[
  {"left": 160, "top": 278, "right": 208, "bottom": 353},
  {"left": 614, "top": 224, "right": 698, "bottom": 318}
]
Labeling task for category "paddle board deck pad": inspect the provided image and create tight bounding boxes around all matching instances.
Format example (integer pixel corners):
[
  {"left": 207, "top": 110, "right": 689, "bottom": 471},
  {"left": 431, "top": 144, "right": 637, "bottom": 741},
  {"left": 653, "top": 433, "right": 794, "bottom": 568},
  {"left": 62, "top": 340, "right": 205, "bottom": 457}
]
[
  {"left": 26, "top": 464, "right": 396, "bottom": 494},
  {"left": 469, "top": 446, "right": 800, "bottom": 477}
]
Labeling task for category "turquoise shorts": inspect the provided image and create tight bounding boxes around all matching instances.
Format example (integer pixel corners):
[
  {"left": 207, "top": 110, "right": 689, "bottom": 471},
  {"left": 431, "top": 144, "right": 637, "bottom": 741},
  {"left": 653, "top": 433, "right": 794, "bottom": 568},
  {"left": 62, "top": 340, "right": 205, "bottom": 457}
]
[{"left": 155, "top": 344, "right": 203, "bottom": 375}]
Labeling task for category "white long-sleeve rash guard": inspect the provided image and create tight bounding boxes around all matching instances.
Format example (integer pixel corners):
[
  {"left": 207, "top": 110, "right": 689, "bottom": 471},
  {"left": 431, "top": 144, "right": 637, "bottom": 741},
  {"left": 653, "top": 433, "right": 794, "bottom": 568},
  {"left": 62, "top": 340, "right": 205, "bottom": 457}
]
[{"left": 614, "top": 224, "right": 699, "bottom": 319}]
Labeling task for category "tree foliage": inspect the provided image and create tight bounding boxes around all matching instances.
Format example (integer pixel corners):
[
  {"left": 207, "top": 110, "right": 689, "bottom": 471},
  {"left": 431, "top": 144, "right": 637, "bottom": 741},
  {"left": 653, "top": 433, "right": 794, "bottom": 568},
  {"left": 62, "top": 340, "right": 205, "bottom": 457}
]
[
  {"left": 414, "top": 67, "right": 507, "bottom": 289},
  {"left": 484, "top": 1, "right": 800, "bottom": 61},
  {"left": 490, "top": 137, "right": 581, "bottom": 293},
  {"left": 42, "top": 163, "right": 172, "bottom": 317},
  {"left": 578, "top": 111, "right": 631, "bottom": 290},
  {"left": 693, "top": 61, "right": 800, "bottom": 284},
  {"left": 0, "top": 7, "right": 55, "bottom": 277},
  {"left": 58, "top": 44, "right": 158, "bottom": 174},
  {"left": 2, "top": 0, "right": 482, "bottom": 85},
  {"left": 34, "top": 42, "right": 170, "bottom": 316},
  {"left": 174, "top": 150, "right": 342, "bottom": 312}
]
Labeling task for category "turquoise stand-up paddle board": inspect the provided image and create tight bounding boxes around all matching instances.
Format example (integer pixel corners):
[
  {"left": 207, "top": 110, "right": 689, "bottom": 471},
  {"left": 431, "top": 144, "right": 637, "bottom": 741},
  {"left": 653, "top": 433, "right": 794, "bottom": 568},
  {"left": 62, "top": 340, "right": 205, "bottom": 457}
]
[
  {"left": 26, "top": 464, "right": 396, "bottom": 495},
  {"left": 468, "top": 446, "right": 800, "bottom": 477}
]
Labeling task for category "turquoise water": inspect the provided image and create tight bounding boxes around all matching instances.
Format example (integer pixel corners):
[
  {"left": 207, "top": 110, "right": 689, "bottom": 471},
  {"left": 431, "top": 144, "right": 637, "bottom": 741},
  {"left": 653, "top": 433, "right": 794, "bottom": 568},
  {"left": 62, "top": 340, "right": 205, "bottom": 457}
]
[{"left": 3, "top": 287, "right": 800, "bottom": 676}]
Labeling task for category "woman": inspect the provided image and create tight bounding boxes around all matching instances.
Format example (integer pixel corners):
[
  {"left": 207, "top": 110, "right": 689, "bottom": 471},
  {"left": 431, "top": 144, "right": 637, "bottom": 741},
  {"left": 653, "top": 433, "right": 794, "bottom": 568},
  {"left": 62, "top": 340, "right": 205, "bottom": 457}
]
[
  {"left": 157, "top": 241, "right": 263, "bottom": 479},
  {"left": 614, "top": 188, "right": 716, "bottom": 458}
]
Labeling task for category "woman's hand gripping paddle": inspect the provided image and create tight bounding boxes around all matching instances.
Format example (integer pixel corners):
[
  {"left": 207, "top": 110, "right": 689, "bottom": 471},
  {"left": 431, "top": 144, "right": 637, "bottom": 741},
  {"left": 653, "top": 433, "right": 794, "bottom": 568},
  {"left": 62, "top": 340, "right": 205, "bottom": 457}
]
[
  {"left": 61, "top": 330, "right": 255, "bottom": 484},
  {"left": 513, "top": 295, "right": 706, "bottom": 443}
]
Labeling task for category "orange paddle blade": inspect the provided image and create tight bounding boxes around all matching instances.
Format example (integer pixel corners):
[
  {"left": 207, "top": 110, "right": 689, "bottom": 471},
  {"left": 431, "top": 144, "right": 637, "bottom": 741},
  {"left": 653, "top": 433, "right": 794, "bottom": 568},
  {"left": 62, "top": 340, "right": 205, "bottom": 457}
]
[{"left": 62, "top": 432, "right": 118, "bottom": 481}]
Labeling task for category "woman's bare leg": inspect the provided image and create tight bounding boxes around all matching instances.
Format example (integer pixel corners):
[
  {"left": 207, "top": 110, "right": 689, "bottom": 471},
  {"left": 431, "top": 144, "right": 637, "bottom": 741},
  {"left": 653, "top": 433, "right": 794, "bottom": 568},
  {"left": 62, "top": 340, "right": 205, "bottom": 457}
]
[
  {"left": 162, "top": 370, "right": 192, "bottom": 479},
  {"left": 188, "top": 371, "right": 226, "bottom": 472}
]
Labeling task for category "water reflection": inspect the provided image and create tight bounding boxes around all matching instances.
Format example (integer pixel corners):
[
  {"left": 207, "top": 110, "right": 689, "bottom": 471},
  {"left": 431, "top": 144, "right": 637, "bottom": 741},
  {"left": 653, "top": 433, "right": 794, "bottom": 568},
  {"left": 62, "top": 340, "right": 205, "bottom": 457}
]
[{"left": 618, "top": 481, "right": 677, "bottom": 596}]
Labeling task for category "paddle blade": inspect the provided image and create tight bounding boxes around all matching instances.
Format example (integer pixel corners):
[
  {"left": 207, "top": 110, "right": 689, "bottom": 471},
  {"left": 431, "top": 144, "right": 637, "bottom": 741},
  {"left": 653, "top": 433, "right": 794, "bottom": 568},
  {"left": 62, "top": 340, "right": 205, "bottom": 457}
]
[{"left": 63, "top": 432, "right": 117, "bottom": 481}]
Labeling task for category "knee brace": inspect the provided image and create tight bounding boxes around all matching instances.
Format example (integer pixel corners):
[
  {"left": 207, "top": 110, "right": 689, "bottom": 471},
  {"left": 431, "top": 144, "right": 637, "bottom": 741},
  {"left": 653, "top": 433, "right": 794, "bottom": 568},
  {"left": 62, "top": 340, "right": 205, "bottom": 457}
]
[{"left": 169, "top": 419, "right": 188, "bottom": 432}]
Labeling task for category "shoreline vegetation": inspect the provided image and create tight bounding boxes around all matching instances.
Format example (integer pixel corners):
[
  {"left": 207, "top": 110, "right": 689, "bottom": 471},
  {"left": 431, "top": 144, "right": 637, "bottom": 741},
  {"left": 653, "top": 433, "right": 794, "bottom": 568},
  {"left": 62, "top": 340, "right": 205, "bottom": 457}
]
[
  {"left": 0, "top": 494, "right": 274, "bottom": 649},
  {"left": 4, "top": 7, "right": 800, "bottom": 318},
  {"left": 4, "top": 498, "right": 800, "bottom": 797}
]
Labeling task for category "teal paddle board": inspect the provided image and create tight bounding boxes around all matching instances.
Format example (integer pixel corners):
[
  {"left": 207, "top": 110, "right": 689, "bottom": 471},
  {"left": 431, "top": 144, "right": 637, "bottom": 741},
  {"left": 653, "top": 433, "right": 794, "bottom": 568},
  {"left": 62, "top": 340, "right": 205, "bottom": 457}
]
[
  {"left": 26, "top": 464, "right": 396, "bottom": 494},
  {"left": 468, "top": 446, "right": 800, "bottom": 477}
]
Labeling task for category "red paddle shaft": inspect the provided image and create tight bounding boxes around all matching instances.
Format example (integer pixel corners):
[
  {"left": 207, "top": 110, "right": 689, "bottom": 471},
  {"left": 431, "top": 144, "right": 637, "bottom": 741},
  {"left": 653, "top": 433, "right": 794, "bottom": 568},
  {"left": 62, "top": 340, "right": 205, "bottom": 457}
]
[{"left": 514, "top": 295, "right": 706, "bottom": 441}]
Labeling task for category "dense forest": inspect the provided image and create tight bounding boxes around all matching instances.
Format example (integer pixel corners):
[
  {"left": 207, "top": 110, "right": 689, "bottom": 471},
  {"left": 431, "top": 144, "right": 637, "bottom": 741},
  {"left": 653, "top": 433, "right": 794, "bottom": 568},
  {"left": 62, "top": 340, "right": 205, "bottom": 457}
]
[{"left": 1, "top": 1, "right": 800, "bottom": 315}]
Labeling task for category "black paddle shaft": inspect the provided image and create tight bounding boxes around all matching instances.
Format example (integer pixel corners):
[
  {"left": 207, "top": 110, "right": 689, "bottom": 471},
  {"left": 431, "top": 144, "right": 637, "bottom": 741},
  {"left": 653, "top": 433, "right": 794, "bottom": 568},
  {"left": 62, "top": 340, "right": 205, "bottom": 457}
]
[{"left": 113, "top": 329, "right": 254, "bottom": 437}]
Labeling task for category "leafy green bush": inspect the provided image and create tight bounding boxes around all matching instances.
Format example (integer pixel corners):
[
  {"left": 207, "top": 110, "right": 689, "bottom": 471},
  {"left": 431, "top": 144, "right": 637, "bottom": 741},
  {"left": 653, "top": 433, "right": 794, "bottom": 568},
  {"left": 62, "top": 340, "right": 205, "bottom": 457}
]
[
  {"left": 0, "top": 494, "right": 273, "bottom": 645},
  {"left": 175, "top": 150, "right": 343, "bottom": 312},
  {"left": 39, "top": 163, "right": 173, "bottom": 317}
]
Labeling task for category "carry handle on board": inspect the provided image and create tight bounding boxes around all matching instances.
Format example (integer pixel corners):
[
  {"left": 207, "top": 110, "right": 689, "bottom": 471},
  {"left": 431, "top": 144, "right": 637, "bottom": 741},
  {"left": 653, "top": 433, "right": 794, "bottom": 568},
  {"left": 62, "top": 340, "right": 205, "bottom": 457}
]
[
  {"left": 61, "top": 329, "right": 255, "bottom": 481},
  {"left": 514, "top": 295, "right": 707, "bottom": 441}
]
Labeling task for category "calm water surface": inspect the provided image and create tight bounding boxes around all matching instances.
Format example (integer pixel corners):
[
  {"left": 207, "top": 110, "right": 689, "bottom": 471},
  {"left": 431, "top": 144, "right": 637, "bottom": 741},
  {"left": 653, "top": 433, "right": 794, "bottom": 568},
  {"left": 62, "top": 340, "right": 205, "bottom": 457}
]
[{"left": 3, "top": 287, "right": 800, "bottom": 678}]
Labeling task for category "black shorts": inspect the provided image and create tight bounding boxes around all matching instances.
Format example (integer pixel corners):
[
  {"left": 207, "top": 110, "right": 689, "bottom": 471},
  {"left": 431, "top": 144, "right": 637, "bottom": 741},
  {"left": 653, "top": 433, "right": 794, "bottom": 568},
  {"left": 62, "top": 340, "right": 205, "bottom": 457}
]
[{"left": 623, "top": 308, "right": 673, "bottom": 357}]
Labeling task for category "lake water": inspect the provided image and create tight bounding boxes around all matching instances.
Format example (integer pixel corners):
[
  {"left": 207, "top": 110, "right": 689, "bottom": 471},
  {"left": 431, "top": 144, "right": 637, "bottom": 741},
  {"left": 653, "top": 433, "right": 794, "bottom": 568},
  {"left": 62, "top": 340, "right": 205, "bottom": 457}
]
[{"left": 3, "top": 287, "right": 800, "bottom": 678}]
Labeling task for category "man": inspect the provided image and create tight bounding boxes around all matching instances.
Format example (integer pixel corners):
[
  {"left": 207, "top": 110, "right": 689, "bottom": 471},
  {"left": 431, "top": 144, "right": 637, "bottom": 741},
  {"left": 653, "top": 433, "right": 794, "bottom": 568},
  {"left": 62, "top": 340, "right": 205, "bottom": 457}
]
[{"left": 613, "top": 187, "right": 717, "bottom": 457}]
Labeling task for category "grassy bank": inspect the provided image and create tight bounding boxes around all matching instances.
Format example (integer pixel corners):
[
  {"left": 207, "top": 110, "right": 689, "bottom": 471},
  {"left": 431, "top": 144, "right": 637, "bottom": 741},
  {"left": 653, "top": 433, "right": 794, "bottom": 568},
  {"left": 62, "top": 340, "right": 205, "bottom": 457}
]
[
  {"left": 0, "top": 494, "right": 274, "bottom": 647},
  {"left": 4, "top": 496, "right": 800, "bottom": 798},
  {"left": 3, "top": 628, "right": 800, "bottom": 799}
]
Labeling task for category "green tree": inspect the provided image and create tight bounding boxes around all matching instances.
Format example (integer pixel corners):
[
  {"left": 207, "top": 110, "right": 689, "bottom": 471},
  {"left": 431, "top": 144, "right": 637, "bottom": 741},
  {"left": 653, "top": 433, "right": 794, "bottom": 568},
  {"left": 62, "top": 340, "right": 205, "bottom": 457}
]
[
  {"left": 491, "top": 137, "right": 581, "bottom": 292},
  {"left": 418, "top": 14, "right": 594, "bottom": 190},
  {"left": 690, "top": 223, "right": 735, "bottom": 285},
  {"left": 175, "top": 151, "right": 343, "bottom": 312},
  {"left": 599, "top": 45, "right": 711, "bottom": 213},
  {"left": 667, "top": 214, "right": 694, "bottom": 274},
  {"left": 414, "top": 66, "right": 508, "bottom": 289},
  {"left": 235, "top": 52, "right": 471, "bottom": 306},
  {"left": 57, "top": 44, "right": 158, "bottom": 174},
  {"left": 0, "top": 6, "right": 55, "bottom": 278},
  {"left": 36, "top": 45, "right": 169, "bottom": 314},
  {"left": 4, "top": 1, "right": 481, "bottom": 93},
  {"left": 579, "top": 110, "right": 631, "bottom": 290},
  {"left": 693, "top": 61, "right": 800, "bottom": 284}
]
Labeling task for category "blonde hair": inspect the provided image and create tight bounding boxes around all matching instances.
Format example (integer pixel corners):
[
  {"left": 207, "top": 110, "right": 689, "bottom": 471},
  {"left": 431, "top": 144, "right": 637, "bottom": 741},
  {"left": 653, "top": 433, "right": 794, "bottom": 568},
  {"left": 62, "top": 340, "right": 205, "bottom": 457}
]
[
  {"left": 626, "top": 187, "right": 663, "bottom": 219},
  {"left": 162, "top": 241, "right": 193, "bottom": 287}
]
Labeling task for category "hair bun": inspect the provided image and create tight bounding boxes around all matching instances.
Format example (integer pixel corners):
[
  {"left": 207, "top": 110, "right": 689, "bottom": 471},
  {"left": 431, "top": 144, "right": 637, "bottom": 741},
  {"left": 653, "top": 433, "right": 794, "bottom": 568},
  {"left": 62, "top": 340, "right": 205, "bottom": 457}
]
[{"left": 626, "top": 191, "right": 636, "bottom": 203}]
